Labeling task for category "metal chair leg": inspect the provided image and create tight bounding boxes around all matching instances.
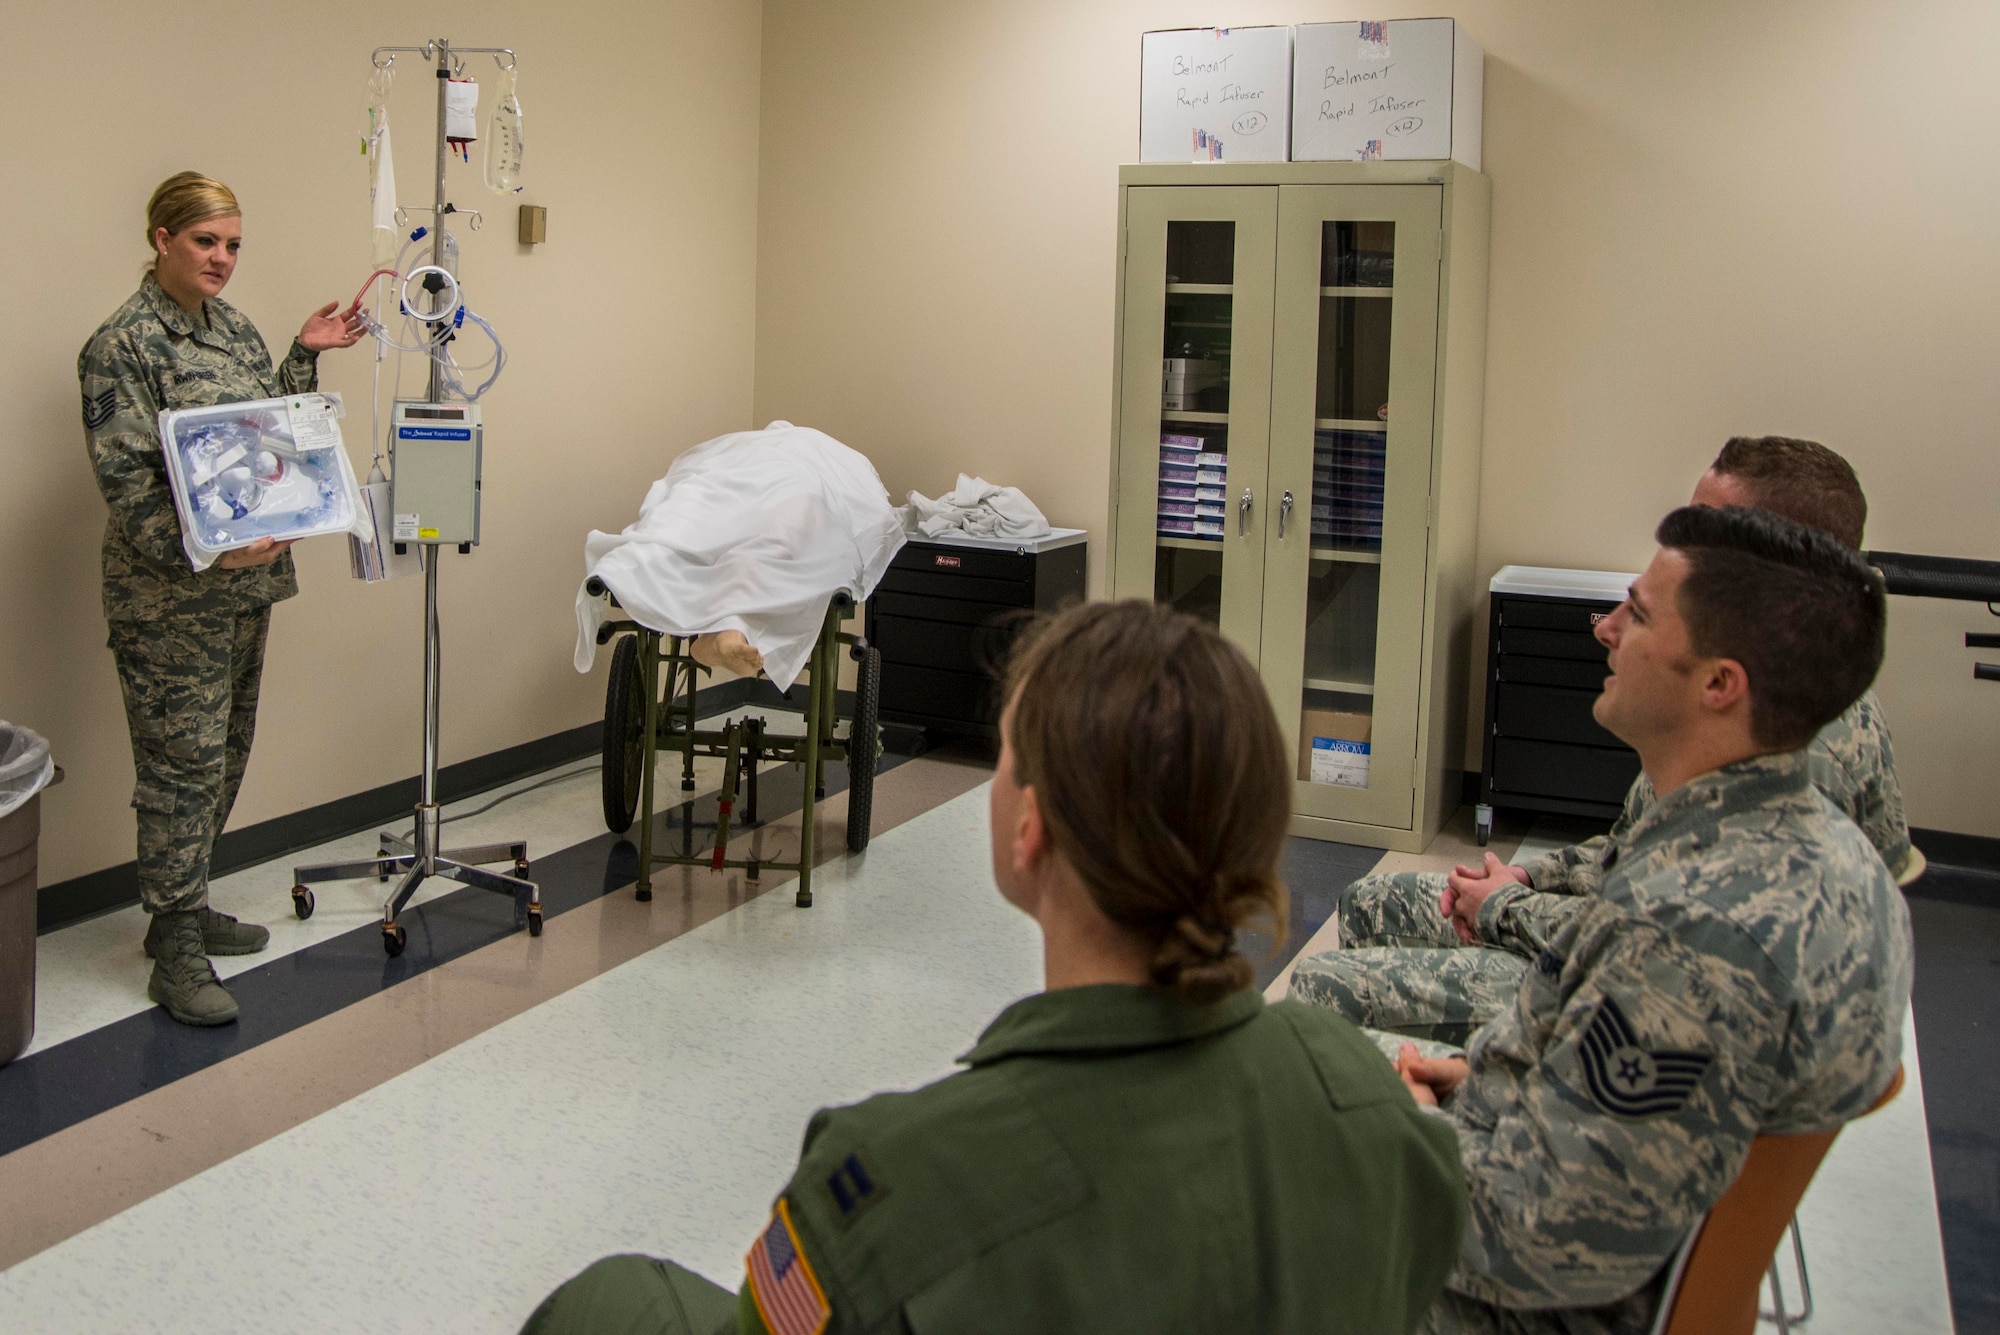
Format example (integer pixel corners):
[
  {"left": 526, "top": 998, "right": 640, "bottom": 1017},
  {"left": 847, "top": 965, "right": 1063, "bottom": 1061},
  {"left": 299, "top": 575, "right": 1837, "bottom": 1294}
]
[{"left": 1760, "top": 1215, "right": 1811, "bottom": 1329}]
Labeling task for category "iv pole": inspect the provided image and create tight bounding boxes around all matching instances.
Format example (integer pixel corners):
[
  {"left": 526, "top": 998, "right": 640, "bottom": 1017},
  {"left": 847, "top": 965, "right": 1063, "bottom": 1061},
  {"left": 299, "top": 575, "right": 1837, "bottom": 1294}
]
[{"left": 291, "top": 38, "right": 543, "bottom": 956}]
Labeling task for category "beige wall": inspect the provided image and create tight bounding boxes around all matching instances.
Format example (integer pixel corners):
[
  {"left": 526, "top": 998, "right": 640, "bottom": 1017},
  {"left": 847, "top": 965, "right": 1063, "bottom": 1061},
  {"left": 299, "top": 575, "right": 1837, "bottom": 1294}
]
[
  {"left": 1, "top": 0, "right": 763, "bottom": 887},
  {"left": 755, "top": 0, "right": 2000, "bottom": 836}
]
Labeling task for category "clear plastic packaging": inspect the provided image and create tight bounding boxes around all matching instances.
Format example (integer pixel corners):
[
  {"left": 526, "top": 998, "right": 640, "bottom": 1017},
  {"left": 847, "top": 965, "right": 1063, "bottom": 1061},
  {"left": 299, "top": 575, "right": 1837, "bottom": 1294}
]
[{"left": 157, "top": 393, "right": 369, "bottom": 572}]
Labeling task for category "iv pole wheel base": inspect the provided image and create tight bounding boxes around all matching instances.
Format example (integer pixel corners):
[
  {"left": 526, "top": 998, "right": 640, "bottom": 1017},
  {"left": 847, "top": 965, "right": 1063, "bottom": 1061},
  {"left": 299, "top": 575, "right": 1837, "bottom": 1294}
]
[
  {"left": 382, "top": 922, "right": 408, "bottom": 958},
  {"left": 290, "top": 886, "right": 315, "bottom": 920}
]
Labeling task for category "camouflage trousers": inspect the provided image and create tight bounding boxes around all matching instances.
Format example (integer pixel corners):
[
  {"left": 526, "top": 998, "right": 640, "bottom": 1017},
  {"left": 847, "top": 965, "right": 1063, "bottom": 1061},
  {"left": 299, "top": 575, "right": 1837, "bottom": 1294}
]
[
  {"left": 1287, "top": 871, "right": 1531, "bottom": 1050},
  {"left": 107, "top": 605, "right": 271, "bottom": 916},
  {"left": 520, "top": 1255, "right": 736, "bottom": 1335},
  {"left": 1416, "top": 1286, "right": 1657, "bottom": 1335}
]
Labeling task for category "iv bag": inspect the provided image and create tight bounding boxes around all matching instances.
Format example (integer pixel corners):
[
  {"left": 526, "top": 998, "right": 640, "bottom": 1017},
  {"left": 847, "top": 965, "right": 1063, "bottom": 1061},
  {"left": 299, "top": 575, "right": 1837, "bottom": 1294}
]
[
  {"left": 445, "top": 78, "right": 479, "bottom": 144},
  {"left": 367, "top": 67, "right": 400, "bottom": 266},
  {"left": 484, "top": 67, "right": 525, "bottom": 193}
]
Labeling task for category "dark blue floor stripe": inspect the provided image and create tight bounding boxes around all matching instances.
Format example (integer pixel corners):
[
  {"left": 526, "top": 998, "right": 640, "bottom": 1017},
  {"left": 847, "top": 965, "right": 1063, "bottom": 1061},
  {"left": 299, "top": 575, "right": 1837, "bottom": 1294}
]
[
  {"left": 0, "top": 749, "right": 903, "bottom": 1160},
  {"left": 1248, "top": 837, "right": 1382, "bottom": 989},
  {"left": 1905, "top": 866, "right": 2000, "bottom": 1334}
]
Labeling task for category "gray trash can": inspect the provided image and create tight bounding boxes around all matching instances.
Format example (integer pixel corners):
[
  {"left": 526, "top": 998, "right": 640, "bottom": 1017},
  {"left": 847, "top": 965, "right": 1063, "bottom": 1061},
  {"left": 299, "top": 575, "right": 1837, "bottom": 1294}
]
[{"left": 0, "top": 723, "right": 57, "bottom": 1067}]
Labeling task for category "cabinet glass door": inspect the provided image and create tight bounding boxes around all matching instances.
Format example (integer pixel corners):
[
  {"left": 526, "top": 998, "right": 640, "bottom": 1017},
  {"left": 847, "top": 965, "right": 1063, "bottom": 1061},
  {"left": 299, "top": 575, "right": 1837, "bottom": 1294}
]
[
  {"left": 1261, "top": 186, "right": 1440, "bottom": 828},
  {"left": 1113, "top": 187, "right": 1277, "bottom": 660}
]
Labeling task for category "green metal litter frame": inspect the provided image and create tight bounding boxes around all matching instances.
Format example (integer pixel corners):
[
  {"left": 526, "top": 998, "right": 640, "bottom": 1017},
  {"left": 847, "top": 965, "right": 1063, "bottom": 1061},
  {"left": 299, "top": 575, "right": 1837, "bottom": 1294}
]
[{"left": 587, "top": 578, "right": 881, "bottom": 907}]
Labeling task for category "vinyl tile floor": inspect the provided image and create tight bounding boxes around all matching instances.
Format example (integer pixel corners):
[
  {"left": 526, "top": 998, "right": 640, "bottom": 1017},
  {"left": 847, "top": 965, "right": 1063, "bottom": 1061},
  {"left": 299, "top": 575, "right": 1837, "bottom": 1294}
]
[{"left": 0, "top": 756, "right": 1962, "bottom": 1333}]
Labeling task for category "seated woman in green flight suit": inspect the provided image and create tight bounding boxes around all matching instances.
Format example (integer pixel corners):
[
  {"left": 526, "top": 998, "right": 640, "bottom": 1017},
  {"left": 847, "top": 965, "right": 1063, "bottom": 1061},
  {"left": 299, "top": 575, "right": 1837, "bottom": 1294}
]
[{"left": 524, "top": 600, "right": 1468, "bottom": 1335}]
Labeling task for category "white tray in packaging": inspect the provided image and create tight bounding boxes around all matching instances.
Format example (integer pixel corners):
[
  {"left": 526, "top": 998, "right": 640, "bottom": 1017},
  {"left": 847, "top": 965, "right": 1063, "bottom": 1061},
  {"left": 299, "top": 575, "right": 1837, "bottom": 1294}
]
[{"left": 158, "top": 393, "right": 366, "bottom": 571}]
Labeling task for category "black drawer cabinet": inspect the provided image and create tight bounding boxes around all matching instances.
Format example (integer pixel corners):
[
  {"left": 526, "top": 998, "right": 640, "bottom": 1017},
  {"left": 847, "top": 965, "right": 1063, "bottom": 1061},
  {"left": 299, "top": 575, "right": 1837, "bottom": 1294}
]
[
  {"left": 1475, "top": 570, "right": 1642, "bottom": 843},
  {"left": 866, "top": 533, "right": 1088, "bottom": 738}
]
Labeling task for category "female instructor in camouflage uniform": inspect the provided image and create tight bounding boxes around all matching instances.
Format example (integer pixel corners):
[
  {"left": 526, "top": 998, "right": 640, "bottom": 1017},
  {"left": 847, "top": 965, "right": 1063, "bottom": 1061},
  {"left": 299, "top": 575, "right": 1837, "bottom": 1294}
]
[{"left": 79, "top": 172, "right": 365, "bottom": 1026}]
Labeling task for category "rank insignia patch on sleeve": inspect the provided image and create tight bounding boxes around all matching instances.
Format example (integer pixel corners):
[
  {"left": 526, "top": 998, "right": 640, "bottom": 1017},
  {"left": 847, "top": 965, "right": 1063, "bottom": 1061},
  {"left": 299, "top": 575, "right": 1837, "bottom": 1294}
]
[
  {"left": 1578, "top": 995, "right": 1712, "bottom": 1118},
  {"left": 746, "top": 1198, "right": 830, "bottom": 1335},
  {"left": 81, "top": 387, "right": 116, "bottom": 431}
]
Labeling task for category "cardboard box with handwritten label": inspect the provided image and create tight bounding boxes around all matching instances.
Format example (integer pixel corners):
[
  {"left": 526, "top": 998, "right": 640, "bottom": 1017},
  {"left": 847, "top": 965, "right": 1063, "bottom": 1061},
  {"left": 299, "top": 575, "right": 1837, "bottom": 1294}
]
[
  {"left": 1290, "top": 19, "right": 1482, "bottom": 168},
  {"left": 1140, "top": 27, "right": 1292, "bottom": 164}
]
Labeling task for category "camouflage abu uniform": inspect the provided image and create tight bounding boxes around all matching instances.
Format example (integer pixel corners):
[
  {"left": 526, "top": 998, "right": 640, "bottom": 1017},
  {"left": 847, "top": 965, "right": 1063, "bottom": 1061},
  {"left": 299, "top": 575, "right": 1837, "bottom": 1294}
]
[
  {"left": 80, "top": 273, "right": 316, "bottom": 915},
  {"left": 1415, "top": 750, "right": 1910, "bottom": 1334},
  {"left": 1289, "top": 691, "right": 1910, "bottom": 1042}
]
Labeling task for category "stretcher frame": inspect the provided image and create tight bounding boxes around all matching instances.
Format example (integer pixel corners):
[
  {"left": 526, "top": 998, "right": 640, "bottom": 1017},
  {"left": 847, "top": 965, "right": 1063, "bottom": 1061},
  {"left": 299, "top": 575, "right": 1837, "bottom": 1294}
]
[{"left": 588, "top": 580, "right": 880, "bottom": 907}]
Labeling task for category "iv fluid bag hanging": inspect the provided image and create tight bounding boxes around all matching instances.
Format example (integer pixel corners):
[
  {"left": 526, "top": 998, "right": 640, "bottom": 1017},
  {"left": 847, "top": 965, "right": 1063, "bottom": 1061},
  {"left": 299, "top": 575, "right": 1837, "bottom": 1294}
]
[
  {"left": 367, "top": 68, "right": 400, "bottom": 267},
  {"left": 445, "top": 78, "right": 479, "bottom": 146},
  {"left": 485, "top": 66, "right": 525, "bottom": 193}
]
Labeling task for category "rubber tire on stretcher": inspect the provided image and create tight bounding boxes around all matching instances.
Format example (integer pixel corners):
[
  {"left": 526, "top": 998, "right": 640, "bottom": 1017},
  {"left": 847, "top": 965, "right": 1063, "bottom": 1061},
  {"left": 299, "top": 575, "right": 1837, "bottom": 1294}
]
[
  {"left": 846, "top": 646, "right": 881, "bottom": 854},
  {"left": 602, "top": 634, "right": 644, "bottom": 834}
]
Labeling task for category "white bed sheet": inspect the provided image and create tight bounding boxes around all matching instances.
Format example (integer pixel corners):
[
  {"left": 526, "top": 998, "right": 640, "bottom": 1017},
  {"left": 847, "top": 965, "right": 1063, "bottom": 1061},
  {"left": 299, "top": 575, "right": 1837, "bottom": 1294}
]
[{"left": 574, "top": 422, "right": 905, "bottom": 691}]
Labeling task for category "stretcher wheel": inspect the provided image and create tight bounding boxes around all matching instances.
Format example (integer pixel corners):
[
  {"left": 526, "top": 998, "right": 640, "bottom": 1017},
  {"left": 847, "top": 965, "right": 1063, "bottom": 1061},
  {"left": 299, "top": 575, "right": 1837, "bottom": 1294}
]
[
  {"left": 382, "top": 922, "right": 407, "bottom": 957},
  {"left": 602, "top": 634, "right": 645, "bottom": 833},
  {"left": 846, "top": 646, "right": 881, "bottom": 854},
  {"left": 291, "top": 886, "right": 315, "bottom": 920}
]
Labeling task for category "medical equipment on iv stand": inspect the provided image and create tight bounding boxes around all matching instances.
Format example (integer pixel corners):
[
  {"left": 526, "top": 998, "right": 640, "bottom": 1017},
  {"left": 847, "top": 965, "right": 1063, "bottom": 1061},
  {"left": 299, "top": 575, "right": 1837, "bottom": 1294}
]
[{"left": 293, "top": 36, "right": 542, "bottom": 955}]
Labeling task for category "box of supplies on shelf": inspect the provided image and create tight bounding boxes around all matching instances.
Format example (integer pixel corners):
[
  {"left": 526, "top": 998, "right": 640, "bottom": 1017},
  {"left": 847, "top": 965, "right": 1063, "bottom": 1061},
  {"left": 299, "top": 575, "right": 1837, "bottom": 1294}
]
[
  {"left": 1290, "top": 19, "right": 1482, "bottom": 169},
  {"left": 1141, "top": 26, "right": 1292, "bottom": 163}
]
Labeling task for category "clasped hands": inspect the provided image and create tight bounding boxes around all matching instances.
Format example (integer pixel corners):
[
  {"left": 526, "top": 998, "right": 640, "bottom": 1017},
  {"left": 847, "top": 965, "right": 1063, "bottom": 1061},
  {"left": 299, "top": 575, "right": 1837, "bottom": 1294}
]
[{"left": 1437, "top": 851, "right": 1530, "bottom": 944}]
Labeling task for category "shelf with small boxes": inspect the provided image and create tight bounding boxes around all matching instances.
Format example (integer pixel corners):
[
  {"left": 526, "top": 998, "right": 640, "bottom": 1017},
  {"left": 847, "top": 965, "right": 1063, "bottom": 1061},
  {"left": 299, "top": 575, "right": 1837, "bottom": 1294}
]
[{"left": 1110, "top": 162, "right": 1489, "bottom": 851}]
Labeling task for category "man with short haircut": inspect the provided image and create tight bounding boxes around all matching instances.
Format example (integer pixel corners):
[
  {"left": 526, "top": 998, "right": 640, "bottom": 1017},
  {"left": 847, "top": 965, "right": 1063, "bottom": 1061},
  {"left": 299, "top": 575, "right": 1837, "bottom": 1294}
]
[
  {"left": 1395, "top": 507, "right": 1911, "bottom": 1333},
  {"left": 1291, "top": 436, "right": 1913, "bottom": 1044}
]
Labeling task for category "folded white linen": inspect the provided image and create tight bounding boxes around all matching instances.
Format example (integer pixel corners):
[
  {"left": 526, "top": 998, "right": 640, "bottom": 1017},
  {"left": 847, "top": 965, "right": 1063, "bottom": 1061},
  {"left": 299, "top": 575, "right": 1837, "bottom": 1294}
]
[{"left": 575, "top": 422, "right": 905, "bottom": 691}]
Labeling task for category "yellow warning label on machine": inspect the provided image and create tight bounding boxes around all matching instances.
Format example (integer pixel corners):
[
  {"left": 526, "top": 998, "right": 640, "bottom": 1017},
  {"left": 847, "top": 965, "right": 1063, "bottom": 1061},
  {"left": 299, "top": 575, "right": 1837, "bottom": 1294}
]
[{"left": 419, "top": 527, "right": 440, "bottom": 540}]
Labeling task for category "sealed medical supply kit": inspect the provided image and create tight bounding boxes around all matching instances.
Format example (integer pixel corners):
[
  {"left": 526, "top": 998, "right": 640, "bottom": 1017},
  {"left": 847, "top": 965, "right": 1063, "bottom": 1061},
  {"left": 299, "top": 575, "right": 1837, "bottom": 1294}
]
[{"left": 158, "top": 393, "right": 368, "bottom": 571}]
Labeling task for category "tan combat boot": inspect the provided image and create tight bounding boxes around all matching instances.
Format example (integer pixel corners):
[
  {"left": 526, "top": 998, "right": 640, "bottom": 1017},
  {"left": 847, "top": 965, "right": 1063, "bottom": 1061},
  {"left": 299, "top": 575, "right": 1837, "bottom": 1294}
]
[{"left": 145, "top": 910, "right": 241, "bottom": 1026}]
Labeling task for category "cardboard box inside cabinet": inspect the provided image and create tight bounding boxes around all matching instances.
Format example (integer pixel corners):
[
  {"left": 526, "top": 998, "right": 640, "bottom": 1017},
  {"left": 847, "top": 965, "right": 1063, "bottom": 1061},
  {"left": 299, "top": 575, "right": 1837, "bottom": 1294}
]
[
  {"left": 1290, "top": 19, "right": 1483, "bottom": 169},
  {"left": 1298, "top": 708, "right": 1372, "bottom": 783},
  {"left": 1140, "top": 26, "right": 1292, "bottom": 163}
]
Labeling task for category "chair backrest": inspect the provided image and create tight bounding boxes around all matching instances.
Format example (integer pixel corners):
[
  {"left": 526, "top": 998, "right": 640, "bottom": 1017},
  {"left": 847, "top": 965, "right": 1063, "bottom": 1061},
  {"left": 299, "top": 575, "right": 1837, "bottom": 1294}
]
[{"left": 1651, "top": 1064, "right": 1905, "bottom": 1335}]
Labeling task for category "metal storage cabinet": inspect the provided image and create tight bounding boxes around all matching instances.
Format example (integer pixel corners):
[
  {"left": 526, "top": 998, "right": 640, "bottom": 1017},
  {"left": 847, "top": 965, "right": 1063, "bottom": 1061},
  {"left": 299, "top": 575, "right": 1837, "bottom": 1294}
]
[
  {"left": 867, "top": 530, "right": 1087, "bottom": 738},
  {"left": 1106, "top": 162, "right": 1490, "bottom": 852},
  {"left": 1475, "top": 566, "right": 1641, "bottom": 844}
]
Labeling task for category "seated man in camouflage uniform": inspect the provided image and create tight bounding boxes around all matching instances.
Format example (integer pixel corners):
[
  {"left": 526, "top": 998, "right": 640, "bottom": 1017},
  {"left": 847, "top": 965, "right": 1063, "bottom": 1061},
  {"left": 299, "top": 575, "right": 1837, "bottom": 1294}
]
[
  {"left": 1290, "top": 436, "right": 1913, "bottom": 1043},
  {"left": 1390, "top": 506, "right": 1912, "bottom": 1333}
]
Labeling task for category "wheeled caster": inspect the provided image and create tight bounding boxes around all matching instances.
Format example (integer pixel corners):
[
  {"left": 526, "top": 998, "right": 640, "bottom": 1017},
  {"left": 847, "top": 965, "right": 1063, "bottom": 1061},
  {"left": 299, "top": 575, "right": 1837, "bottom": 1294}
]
[
  {"left": 1474, "top": 803, "right": 1494, "bottom": 847},
  {"left": 291, "top": 885, "right": 315, "bottom": 920},
  {"left": 527, "top": 907, "right": 544, "bottom": 936},
  {"left": 515, "top": 861, "right": 531, "bottom": 882},
  {"left": 383, "top": 922, "right": 408, "bottom": 957},
  {"left": 378, "top": 850, "right": 394, "bottom": 882}
]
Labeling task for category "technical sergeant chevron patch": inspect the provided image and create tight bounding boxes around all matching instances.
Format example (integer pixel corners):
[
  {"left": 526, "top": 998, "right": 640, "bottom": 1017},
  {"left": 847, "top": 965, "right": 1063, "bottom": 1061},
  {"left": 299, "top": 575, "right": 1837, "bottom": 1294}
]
[{"left": 1577, "top": 994, "right": 1712, "bottom": 1118}]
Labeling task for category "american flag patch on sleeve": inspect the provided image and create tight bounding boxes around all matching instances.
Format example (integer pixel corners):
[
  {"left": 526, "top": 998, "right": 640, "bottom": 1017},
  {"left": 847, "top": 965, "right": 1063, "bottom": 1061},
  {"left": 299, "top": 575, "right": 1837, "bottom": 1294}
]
[{"left": 746, "top": 1199, "right": 830, "bottom": 1335}]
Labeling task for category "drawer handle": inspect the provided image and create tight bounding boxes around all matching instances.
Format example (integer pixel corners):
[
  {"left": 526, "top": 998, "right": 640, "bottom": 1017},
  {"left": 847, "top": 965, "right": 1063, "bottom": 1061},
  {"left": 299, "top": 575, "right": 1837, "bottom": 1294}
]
[
  {"left": 1278, "top": 490, "right": 1293, "bottom": 540},
  {"left": 1239, "top": 488, "right": 1254, "bottom": 538}
]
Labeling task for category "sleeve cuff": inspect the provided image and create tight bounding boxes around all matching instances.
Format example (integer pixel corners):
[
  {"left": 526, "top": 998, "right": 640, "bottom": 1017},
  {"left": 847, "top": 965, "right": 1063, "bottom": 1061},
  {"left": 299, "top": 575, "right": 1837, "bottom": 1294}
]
[{"left": 1475, "top": 883, "right": 1532, "bottom": 943}]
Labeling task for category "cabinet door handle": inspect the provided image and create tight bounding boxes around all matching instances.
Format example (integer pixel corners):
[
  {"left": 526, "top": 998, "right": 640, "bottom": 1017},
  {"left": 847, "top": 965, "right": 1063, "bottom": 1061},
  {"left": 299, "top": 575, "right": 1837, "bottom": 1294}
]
[
  {"left": 1239, "top": 488, "right": 1254, "bottom": 537},
  {"left": 1278, "top": 490, "right": 1294, "bottom": 540}
]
